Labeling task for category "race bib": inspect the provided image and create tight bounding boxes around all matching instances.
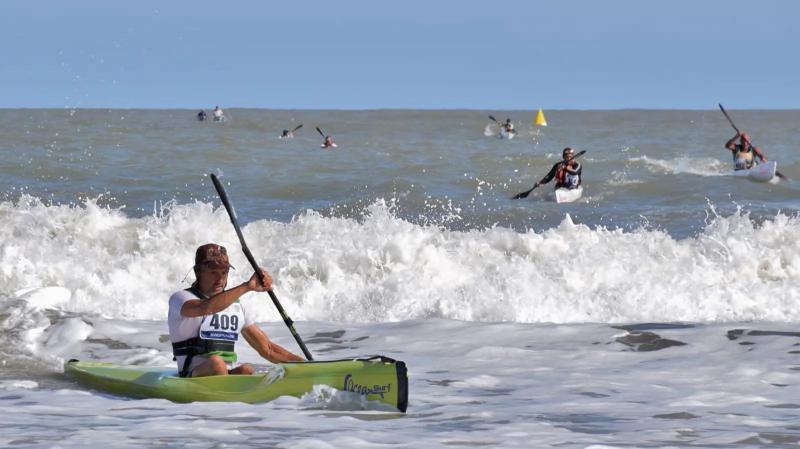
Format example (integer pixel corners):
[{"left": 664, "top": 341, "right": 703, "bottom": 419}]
[
  {"left": 565, "top": 173, "right": 580, "bottom": 188},
  {"left": 199, "top": 303, "right": 244, "bottom": 342}
]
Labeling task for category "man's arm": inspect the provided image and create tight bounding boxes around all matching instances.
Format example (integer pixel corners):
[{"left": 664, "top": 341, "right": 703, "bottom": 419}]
[
  {"left": 242, "top": 324, "right": 304, "bottom": 363},
  {"left": 725, "top": 133, "right": 739, "bottom": 151},
  {"left": 535, "top": 162, "right": 559, "bottom": 187},
  {"left": 565, "top": 161, "right": 581, "bottom": 174},
  {"left": 181, "top": 283, "right": 251, "bottom": 317},
  {"left": 181, "top": 270, "right": 272, "bottom": 318},
  {"left": 753, "top": 146, "right": 767, "bottom": 162}
]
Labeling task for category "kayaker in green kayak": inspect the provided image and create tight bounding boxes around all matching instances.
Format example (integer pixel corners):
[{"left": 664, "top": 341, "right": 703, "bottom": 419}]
[{"left": 168, "top": 243, "right": 304, "bottom": 378}]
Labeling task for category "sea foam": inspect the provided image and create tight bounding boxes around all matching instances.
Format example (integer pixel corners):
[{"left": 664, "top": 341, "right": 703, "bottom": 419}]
[{"left": 1, "top": 195, "right": 798, "bottom": 324}]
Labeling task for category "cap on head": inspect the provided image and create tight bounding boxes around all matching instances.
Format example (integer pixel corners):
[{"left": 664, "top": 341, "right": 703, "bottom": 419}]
[
  {"left": 563, "top": 147, "right": 575, "bottom": 156},
  {"left": 194, "top": 243, "right": 232, "bottom": 270}
]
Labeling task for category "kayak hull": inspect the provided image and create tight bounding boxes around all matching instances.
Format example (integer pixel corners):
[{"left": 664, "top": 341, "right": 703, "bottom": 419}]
[
  {"left": 65, "top": 356, "right": 408, "bottom": 412},
  {"left": 733, "top": 161, "right": 777, "bottom": 183},
  {"left": 499, "top": 129, "right": 516, "bottom": 140},
  {"left": 548, "top": 186, "right": 583, "bottom": 203}
]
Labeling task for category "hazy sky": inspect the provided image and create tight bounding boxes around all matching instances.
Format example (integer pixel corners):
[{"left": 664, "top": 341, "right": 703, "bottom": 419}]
[{"left": 3, "top": 1, "right": 799, "bottom": 109}]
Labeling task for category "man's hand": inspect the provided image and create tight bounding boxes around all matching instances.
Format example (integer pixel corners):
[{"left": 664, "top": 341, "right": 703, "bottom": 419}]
[{"left": 247, "top": 269, "right": 273, "bottom": 292}]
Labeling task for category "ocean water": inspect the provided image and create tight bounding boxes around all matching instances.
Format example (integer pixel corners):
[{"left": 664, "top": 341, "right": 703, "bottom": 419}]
[{"left": 1, "top": 109, "right": 799, "bottom": 448}]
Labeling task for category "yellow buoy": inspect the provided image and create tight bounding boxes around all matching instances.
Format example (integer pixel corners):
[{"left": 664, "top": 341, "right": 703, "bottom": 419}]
[{"left": 533, "top": 108, "right": 547, "bottom": 127}]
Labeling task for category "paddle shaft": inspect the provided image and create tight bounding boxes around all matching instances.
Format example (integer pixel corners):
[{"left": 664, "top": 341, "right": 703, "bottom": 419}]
[
  {"left": 718, "top": 104, "right": 741, "bottom": 134},
  {"left": 512, "top": 150, "right": 586, "bottom": 199},
  {"left": 489, "top": 115, "right": 511, "bottom": 128},
  {"left": 719, "top": 104, "right": 786, "bottom": 180},
  {"left": 210, "top": 174, "right": 314, "bottom": 361},
  {"left": 315, "top": 127, "right": 326, "bottom": 138}
]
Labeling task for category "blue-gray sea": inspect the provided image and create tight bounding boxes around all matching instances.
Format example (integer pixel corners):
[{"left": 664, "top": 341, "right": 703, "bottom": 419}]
[{"left": 1, "top": 108, "right": 799, "bottom": 448}]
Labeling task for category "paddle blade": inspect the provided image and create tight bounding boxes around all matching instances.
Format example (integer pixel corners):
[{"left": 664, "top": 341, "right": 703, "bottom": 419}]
[
  {"left": 315, "top": 127, "right": 325, "bottom": 137},
  {"left": 776, "top": 170, "right": 789, "bottom": 181},
  {"left": 718, "top": 103, "right": 731, "bottom": 122},
  {"left": 511, "top": 192, "right": 527, "bottom": 200},
  {"left": 488, "top": 115, "right": 498, "bottom": 123},
  {"left": 293, "top": 124, "right": 303, "bottom": 132},
  {"left": 511, "top": 187, "right": 535, "bottom": 200}
]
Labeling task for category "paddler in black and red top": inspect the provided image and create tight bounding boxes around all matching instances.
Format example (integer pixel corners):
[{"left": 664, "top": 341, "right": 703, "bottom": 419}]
[
  {"left": 725, "top": 132, "right": 767, "bottom": 170},
  {"left": 533, "top": 147, "right": 582, "bottom": 190},
  {"left": 168, "top": 244, "right": 303, "bottom": 378}
]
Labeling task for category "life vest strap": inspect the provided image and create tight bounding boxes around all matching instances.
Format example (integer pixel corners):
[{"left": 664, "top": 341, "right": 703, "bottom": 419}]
[
  {"left": 172, "top": 337, "right": 235, "bottom": 356},
  {"left": 172, "top": 337, "right": 235, "bottom": 377}
]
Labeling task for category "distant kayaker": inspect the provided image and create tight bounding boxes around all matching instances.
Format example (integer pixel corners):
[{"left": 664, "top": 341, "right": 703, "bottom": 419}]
[
  {"left": 533, "top": 147, "right": 582, "bottom": 190},
  {"left": 503, "top": 118, "right": 514, "bottom": 133},
  {"left": 213, "top": 106, "right": 225, "bottom": 122},
  {"left": 197, "top": 110, "right": 207, "bottom": 121},
  {"left": 168, "top": 243, "right": 303, "bottom": 378},
  {"left": 725, "top": 132, "right": 766, "bottom": 170},
  {"left": 280, "top": 124, "right": 303, "bottom": 139},
  {"left": 321, "top": 135, "right": 337, "bottom": 149}
]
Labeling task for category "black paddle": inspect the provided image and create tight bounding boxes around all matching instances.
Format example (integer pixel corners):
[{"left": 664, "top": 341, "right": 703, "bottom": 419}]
[
  {"left": 511, "top": 150, "right": 587, "bottom": 199},
  {"left": 719, "top": 103, "right": 787, "bottom": 180},
  {"left": 315, "top": 126, "right": 326, "bottom": 138},
  {"left": 292, "top": 124, "right": 303, "bottom": 132},
  {"left": 488, "top": 115, "right": 500, "bottom": 124},
  {"left": 210, "top": 173, "right": 314, "bottom": 361}
]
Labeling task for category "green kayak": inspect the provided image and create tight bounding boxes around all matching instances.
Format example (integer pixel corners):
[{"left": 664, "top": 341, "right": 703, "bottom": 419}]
[{"left": 65, "top": 356, "right": 408, "bottom": 412}]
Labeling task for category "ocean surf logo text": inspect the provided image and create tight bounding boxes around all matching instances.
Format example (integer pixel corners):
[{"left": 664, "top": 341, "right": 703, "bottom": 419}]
[{"left": 343, "top": 374, "right": 392, "bottom": 398}]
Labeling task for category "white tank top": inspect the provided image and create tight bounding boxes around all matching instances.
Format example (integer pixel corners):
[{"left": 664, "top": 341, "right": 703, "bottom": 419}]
[{"left": 168, "top": 289, "right": 254, "bottom": 369}]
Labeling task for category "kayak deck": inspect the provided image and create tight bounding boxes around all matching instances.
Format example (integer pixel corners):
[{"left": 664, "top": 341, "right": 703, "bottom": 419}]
[
  {"left": 65, "top": 356, "right": 407, "bottom": 412},
  {"left": 732, "top": 160, "right": 777, "bottom": 183},
  {"left": 548, "top": 186, "right": 584, "bottom": 203}
]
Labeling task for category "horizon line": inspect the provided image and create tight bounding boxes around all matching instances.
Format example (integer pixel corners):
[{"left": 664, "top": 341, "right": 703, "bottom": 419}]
[{"left": 2, "top": 106, "right": 799, "bottom": 112}]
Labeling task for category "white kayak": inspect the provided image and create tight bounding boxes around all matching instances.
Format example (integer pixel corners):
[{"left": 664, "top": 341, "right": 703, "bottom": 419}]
[
  {"left": 733, "top": 161, "right": 777, "bottom": 183},
  {"left": 499, "top": 129, "right": 517, "bottom": 140},
  {"left": 548, "top": 186, "right": 584, "bottom": 203}
]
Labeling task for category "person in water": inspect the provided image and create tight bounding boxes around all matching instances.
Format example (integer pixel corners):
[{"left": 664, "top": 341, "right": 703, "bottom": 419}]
[
  {"left": 725, "top": 132, "right": 766, "bottom": 170},
  {"left": 503, "top": 118, "right": 514, "bottom": 133},
  {"left": 213, "top": 106, "right": 225, "bottom": 121},
  {"left": 321, "top": 135, "right": 337, "bottom": 148},
  {"left": 197, "top": 110, "right": 207, "bottom": 121},
  {"left": 168, "top": 244, "right": 303, "bottom": 378},
  {"left": 533, "top": 147, "right": 582, "bottom": 190}
]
